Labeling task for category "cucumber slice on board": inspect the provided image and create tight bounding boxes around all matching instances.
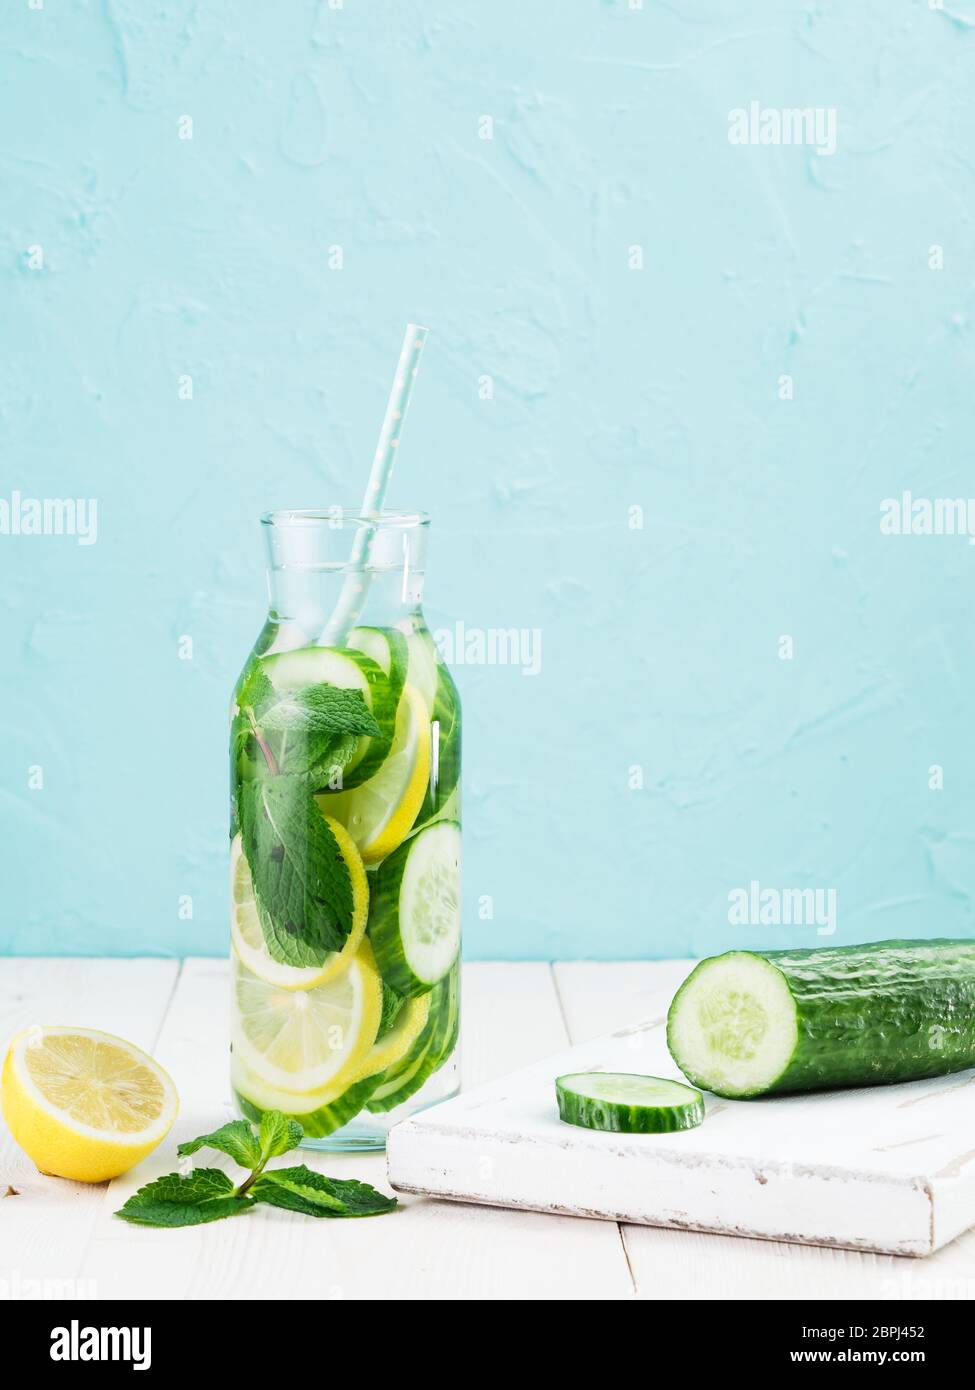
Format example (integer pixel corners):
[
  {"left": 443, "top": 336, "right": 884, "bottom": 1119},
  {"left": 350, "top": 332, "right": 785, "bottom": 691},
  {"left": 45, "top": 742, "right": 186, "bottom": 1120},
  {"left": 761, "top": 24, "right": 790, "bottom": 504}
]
[
  {"left": 667, "top": 939, "right": 975, "bottom": 1100},
  {"left": 555, "top": 1073, "right": 705, "bottom": 1134},
  {"left": 369, "top": 821, "right": 461, "bottom": 996}
]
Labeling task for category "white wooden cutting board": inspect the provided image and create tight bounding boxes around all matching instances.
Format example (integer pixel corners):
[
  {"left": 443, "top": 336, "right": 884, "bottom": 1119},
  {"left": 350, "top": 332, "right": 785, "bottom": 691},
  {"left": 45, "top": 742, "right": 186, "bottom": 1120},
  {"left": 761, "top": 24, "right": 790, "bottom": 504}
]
[{"left": 387, "top": 1009, "right": 975, "bottom": 1257}]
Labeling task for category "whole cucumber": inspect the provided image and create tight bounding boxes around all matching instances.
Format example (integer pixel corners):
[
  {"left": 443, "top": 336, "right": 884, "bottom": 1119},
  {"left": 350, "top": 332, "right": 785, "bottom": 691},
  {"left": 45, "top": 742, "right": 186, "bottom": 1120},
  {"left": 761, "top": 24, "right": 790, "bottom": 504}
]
[{"left": 667, "top": 938, "right": 975, "bottom": 1098}]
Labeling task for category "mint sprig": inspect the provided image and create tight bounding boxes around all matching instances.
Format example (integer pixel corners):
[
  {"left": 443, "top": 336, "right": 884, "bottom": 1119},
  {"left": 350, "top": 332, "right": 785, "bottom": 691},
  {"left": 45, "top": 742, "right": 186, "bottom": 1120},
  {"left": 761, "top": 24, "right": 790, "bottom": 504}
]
[{"left": 115, "top": 1112, "right": 396, "bottom": 1229}]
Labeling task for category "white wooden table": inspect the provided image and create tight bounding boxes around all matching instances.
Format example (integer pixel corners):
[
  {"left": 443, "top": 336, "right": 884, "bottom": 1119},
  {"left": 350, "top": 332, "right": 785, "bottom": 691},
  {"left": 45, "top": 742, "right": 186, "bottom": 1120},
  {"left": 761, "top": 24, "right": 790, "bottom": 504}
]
[{"left": 2, "top": 959, "right": 974, "bottom": 1301}]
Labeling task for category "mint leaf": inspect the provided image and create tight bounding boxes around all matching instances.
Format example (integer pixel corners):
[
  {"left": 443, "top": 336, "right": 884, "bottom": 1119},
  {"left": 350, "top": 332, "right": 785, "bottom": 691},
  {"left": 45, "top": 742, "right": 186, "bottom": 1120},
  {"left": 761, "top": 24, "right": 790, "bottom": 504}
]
[
  {"left": 238, "top": 677, "right": 379, "bottom": 779},
  {"left": 231, "top": 709, "right": 253, "bottom": 763},
  {"left": 259, "top": 1110, "right": 304, "bottom": 1161},
  {"left": 116, "top": 1170, "right": 249, "bottom": 1228},
  {"left": 251, "top": 1165, "right": 397, "bottom": 1219},
  {"left": 298, "top": 732, "right": 361, "bottom": 786},
  {"left": 238, "top": 663, "right": 275, "bottom": 714},
  {"left": 259, "top": 686, "right": 379, "bottom": 741},
  {"left": 177, "top": 1120, "right": 262, "bottom": 1168},
  {"left": 240, "top": 778, "right": 355, "bottom": 967}
]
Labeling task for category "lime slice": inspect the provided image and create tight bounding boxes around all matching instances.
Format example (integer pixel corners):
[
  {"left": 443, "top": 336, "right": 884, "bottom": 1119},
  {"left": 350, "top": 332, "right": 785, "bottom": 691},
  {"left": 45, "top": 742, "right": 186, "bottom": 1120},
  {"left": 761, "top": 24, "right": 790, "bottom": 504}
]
[
  {"left": 231, "top": 939, "right": 382, "bottom": 1093},
  {"left": 317, "top": 684, "right": 431, "bottom": 865},
  {"left": 229, "top": 824, "right": 368, "bottom": 990},
  {"left": 1, "top": 1027, "right": 178, "bottom": 1183}
]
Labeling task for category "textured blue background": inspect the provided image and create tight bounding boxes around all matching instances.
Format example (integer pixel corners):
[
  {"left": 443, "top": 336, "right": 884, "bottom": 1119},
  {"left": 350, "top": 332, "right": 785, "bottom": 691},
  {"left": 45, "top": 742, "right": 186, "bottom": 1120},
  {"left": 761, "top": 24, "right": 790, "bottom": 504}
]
[{"left": 2, "top": 0, "right": 974, "bottom": 959}]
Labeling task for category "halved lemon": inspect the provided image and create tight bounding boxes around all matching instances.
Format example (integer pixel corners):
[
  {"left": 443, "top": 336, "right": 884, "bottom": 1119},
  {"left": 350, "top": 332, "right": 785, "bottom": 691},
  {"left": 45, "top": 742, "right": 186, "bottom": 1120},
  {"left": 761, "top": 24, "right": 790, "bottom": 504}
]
[
  {"left": 319, "top": 684, "right": 431, "bottom": 865},
  {"left": 352, "top": 993, "right": 431, "bottom": 1082},
  {"left": 231, "top": 938, "right": 382, "bottom": 1094},
  {"left": 229, "top": 820, "right": 368, "bottom": 990},
  {"left": 1, "top": 1027, "right": 178, "bottom": 1183}
]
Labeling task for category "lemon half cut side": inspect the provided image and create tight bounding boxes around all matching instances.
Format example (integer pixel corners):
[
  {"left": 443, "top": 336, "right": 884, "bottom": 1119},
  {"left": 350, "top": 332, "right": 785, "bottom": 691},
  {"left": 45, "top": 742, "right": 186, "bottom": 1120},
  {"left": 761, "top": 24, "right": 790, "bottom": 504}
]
[{"left": 1, "top": 1027, "right": 178, "bottom": 1183}]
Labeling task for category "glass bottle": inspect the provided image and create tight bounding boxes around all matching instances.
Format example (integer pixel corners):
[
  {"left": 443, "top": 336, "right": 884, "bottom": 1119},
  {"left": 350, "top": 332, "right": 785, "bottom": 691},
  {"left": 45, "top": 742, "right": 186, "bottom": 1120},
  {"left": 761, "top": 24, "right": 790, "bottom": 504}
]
[{"left": 229, "top": 510, "right": 461, "bottom": 1150}]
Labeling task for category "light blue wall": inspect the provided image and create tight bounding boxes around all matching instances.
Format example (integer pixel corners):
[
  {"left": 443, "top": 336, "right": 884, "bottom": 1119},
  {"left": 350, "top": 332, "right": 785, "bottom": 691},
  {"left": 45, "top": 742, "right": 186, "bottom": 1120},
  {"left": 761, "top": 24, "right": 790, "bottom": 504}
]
[{"left": 2, "top": 1, "right": 974, "bottom": 960}]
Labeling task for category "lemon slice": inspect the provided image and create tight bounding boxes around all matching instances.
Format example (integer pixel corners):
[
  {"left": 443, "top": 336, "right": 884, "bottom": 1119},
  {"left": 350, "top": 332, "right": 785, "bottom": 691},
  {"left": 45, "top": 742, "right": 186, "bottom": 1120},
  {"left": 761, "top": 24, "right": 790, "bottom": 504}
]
[
  {"left": 319, "top": 684, "right": 431, "bottom": 865},
  {"left": 353, "top": 993, "right": 431, "bottom": 1082},
  {"left": 229, "top": 821, "right": 368, "bottom": 990},
  {"left": 1, "top": 1027, "right": 178, "bottom": 1183},
  {"left": 232, "top": 939, "right": 382, "bottom": 1093},
  {"left": 231, "top": 1056, "right": 372, "bottom": 1118}
]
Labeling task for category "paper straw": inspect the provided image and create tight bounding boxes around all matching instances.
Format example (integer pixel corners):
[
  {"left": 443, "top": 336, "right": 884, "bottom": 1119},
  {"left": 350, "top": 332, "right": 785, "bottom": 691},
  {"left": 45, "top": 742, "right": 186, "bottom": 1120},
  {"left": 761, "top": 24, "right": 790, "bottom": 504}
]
[{"left": 321, "top": 323, "right": 428, "bottom": 644}]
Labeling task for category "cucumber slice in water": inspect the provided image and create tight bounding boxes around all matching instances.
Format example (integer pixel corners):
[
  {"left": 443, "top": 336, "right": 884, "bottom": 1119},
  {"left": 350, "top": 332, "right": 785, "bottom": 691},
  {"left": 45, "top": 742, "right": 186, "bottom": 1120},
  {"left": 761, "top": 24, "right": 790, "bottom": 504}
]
[
  {"left": 261, "top": 645, "right": 370, "bottom": 697},
  {"left": 235, "top": 1073, "right": 382, "bottom": 1139},
  {"left": 348, "top": 626, "right": 408, "bottom": 705},
  {"left": 416, "top": 667, "right": 461, "bottom": 829},
  {"left": 398, "top": 617, "right": 439, "bottom": 711},
  {"left": 556, "top": 1073, "right": 705, "bottom": 1134},
  {"left": 366, "top": 964, "right": 459, "bottom": 1112},
  {"left": 353, "top": 992, "right": 431, "bottom": 1083},
  {"left": 369, "top": 821, "right": 461, "bottom": 996}
]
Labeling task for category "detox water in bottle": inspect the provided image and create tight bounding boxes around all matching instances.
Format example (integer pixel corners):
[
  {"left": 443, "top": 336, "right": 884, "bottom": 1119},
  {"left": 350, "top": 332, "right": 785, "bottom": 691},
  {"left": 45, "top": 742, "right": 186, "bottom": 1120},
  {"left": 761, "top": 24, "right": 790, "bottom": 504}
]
[{"left": 229, "top": 510, "right": 461, "bottom": 1150}]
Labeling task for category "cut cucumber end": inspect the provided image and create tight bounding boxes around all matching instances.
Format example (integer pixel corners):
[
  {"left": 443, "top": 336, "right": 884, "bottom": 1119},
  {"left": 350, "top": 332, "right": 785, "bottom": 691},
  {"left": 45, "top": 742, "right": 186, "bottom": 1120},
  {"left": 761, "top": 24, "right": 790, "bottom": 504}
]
[{"left": 666, "top": 951, "right": 798, "bottom": 1098}]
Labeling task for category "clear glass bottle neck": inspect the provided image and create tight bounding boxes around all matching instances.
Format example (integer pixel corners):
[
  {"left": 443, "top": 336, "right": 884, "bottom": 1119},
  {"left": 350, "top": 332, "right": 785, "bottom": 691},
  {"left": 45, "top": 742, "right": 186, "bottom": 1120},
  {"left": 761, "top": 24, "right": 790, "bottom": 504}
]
[{"left": 261, "top": 512, "right": 429, "bottom": 639}]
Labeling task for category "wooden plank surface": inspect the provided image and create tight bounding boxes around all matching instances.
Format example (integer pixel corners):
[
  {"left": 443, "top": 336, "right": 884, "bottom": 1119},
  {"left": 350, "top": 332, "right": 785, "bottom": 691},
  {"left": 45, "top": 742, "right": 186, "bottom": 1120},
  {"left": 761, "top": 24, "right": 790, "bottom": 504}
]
[
  {"left": 73, "top": 960, "right": 634, "bottom": 1301},
  {"left": 553, "top": 962, "right": 975, "bottom": 1300},
  {"left": 7, "top": 959, "right": 971, "bottom": 1299}
]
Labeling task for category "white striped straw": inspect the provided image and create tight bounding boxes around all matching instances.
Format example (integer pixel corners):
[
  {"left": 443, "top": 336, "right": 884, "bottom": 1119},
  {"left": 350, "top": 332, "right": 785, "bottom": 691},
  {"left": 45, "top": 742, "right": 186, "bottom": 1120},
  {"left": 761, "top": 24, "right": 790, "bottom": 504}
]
[{"left": 321, "top": 323, "right": 428, "bottom": 644}]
